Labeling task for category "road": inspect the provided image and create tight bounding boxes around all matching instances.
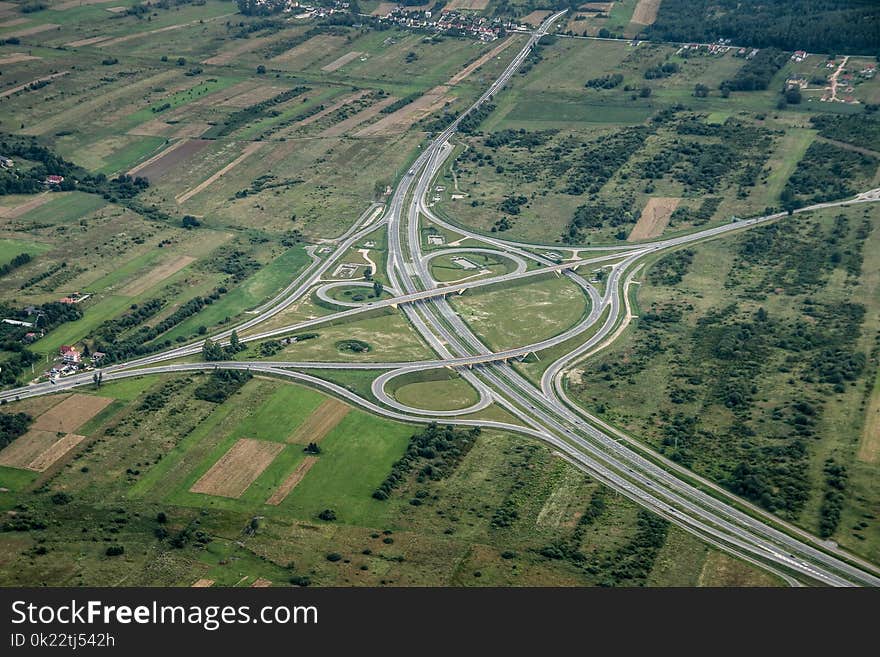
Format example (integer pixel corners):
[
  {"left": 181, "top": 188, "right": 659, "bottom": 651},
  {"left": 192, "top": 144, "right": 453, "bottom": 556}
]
[{"left": 2, "top": 11, "right": 880, "bottom": 586}]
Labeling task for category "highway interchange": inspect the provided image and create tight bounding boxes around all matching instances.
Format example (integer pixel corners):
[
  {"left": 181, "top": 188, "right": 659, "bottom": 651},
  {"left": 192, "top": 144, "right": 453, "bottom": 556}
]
[{"left": 3, "top": 11, "right": 880, "bottom": 586}]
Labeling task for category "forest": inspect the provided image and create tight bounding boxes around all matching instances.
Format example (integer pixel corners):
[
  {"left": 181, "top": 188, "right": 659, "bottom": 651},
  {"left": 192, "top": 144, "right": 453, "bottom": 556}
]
[{"left": 648, "top": 0, "right": 880, "bottom": 55}]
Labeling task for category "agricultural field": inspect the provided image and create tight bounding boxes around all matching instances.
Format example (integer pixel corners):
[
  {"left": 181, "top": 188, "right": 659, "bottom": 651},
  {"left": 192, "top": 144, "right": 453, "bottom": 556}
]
[{"left": 0, "top": 374, "right": 779, "bottom": 586}]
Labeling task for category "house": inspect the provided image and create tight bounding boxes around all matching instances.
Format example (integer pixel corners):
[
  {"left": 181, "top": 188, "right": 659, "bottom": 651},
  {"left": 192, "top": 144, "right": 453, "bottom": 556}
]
[
  {"left": 60, "top": 345, "right": 81, "bottom": 364},
  {"left": 23, "top": 332, "right": 37, "bottom": 343},
  {"left": 791, "top": 51, "right": 808, "bottom": 62},
  {"left": 44, "top": 175, "right": 64, "bottom": 186},
  {"left": 0, "top": 156, "right": 12, "bottom": 168},
  {"left": 92, "top": 351, "right": 106, "bottom": 363}
]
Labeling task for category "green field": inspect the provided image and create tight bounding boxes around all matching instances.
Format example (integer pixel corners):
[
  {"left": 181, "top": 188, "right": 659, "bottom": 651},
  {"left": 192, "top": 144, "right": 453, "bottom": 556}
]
[
  {"left": 0, "top": 237, "right": 50, "bottom": 263},
  {"left": 451, "top": 275, "right": 589, "bottom": 351}
]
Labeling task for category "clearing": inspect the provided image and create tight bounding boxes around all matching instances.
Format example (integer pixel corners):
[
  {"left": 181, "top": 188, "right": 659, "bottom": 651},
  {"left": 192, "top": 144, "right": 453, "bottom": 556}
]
[
  {"left": 265, "top": 456, "right": 318, "bottom": 505},
  {"left": 630, "top": 0, "right": 661, "bottom": 26},
  {"left": 628, "top": 197, "right": 680, "bottom": 241},
  {"left": 190, "top": 438, "right": 284, "bottom": 498}
]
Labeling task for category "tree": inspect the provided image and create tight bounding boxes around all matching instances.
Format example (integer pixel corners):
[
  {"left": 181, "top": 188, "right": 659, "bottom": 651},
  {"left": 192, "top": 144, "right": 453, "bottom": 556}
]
[
  {"left": 256, "top": 64, "right": 266, "bottom": 75},
  {"left": 372, "top": 280, "right": 383, "bottom": 297},
  {"left": 785, "top": 86, "right": 802, "bottom": 105},
  {"left": 229, "top": 329, "right": 240, "bottom": 353},
  {"left": 363, "top": 266, "right": 373, "bottom": 280},
  {"left": 694, "top": 83, "right": 709, "bottom": 98},
  {"left": 202, "top": 338, "right": 223, "bottom": 361}
]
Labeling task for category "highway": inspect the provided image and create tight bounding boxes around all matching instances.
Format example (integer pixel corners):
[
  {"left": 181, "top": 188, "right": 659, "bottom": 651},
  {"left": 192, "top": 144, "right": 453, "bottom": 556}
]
[{"left": 2, "top": 11, "right": 880, "bottom": 586}]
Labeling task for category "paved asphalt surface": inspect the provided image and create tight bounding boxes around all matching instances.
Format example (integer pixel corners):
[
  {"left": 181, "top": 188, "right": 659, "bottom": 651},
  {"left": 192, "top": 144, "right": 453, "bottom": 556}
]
[{"left": 3, "top": 11, "right": 880, "bottom": 586}]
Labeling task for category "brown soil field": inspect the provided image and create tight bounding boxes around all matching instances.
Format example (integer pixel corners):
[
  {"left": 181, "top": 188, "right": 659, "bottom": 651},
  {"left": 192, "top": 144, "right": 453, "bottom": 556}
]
[
  {"left": 5, "top": 23, "right": 59, "bottom": 39},
  {"left": 128, "top": 139, "right": 211, "bottom": 182},
  {"left": 628, "top": 197, "right": 679, "bottom": 241},
  {"left": 65, "top": 35, "right": 112, "bottom": 47},
  {"left": 191, "top": 579, "right": 214, "bottom": 587},
  {"left": 0, "top": 430, "right": 61, "bottom": 470},
  {"left": 288, "top": 398, "right": 350, "bottom": 444},
  {"left": 857, "top": 380, "right": 880, "bottom": 463},
  {"left": 175, "top": 141, "right": 264, "bottom": 205},
  {"left": 356, "top": 86, "right": 451, "bottom": 136},
  {"left": 0, "top": 18, "right": 28, "bottom": 28},
  {"left": 631, "top": 0, "right": 661, "bottom": 25},
  {"left": 120, "top": 255, "right": 195, "bottom": 296},
  {"left": 318, "top": 95, "right": 399, "bottom": 137},
  {"left": 203, "top": 35, "right": 280, "bottom": 66},
  {"left": 0, "top": 53, "right": 39, "bottom": 64},
  {"left": 27, "top": 433, "right": 86, "bottom": 472},
  {"left": 105, "top": 6, "right": 126, "bottom": 12},
  {"left": 251, "top": 578, "right": 272, "bottom": 587},
  {"left": 31, "top": 394, "right": 113, "bottom": 434},
  {"left": 0, "top": 430, "right": 85, "bottom": 471},
  {"left": 522, "top": 10, "right": 552, "bottom": 26},
  {"left": 0, "top": 71, "right": 68, "bottom": 99},
  {"left": 370, "top": 2, "right": 396, "bottom": 15},
  {"left": 190, "top": 438, "right": 283, "bottom": 498},
  {"left": 265, "top": 456, "right": 318, "bottom": 505},
  {"left": 444, "top": 0, "right": 489, "bottom": 9},
  {"left": 0, "top": 192, "right": 57, "bottom": 219},
  {"left": 270, "top": 34, "right": 347, "bottom": 68},
  {"left": 321, "top": 50, "right": 364, "bottom": 72},
  {"left": 448, "top": 36, "right": 516, "bottom": 86}
]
